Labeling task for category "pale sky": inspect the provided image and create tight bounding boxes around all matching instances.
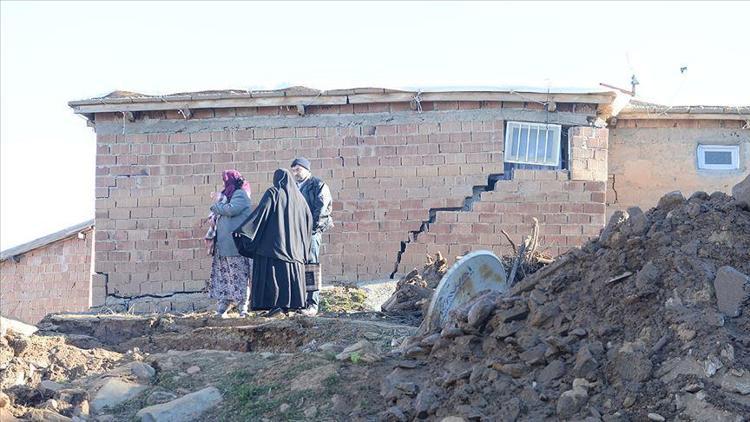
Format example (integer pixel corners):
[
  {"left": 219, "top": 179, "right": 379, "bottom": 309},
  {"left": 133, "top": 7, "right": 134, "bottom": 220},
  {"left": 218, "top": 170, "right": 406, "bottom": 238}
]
[{"left": 1, "top": 1, "right": 749, "bottom": 250}]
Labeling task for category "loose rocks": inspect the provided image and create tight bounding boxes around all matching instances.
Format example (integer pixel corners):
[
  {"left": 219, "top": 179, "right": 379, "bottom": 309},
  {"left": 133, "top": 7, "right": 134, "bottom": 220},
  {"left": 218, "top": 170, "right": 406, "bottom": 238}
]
[{"left": 136, "top": 387, "right": 222, "bottom": 422}]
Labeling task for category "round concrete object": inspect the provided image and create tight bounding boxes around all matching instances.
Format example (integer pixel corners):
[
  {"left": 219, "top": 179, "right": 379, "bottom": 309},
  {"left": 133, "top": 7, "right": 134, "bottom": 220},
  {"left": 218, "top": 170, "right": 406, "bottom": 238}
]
[{"left": 421, "top": 250, "right": 507, "bottom": 333}]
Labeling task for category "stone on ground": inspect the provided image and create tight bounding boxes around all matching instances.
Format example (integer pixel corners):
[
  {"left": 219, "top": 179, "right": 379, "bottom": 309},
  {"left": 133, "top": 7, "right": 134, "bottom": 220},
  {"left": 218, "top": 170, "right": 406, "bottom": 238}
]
[
  {"left": 335, "top": 340, "right": 381, "bottom": 363},
  {"left": 127, "top": 362, "right": 155, "bottom": 382},
  {"left": 0, "top": 316, "right": 38, "bottom": 337},
  {"left": 732, "top": 173, "right": 750, "bottom": 205},
  {"left": 91, "top": 379, "right": 147, "bottom": 413},
  {"left": 135, "top": 386, "right": 222, "bottom": 422},
  {"left": 25, "top": 408, "right": 72, "bottom": 421},
  {"left": 713, "top": 266, "right": 750, "bottom": 317},
  {"left": 39, "top": 380, "right": 65, "bottom": 396}
]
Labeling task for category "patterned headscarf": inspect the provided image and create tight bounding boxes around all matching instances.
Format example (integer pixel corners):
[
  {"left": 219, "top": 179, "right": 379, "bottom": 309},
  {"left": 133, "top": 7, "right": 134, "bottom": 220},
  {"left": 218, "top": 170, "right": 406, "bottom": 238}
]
[{"left": 222, "top": 169, "right": 250, "bottom": 201}]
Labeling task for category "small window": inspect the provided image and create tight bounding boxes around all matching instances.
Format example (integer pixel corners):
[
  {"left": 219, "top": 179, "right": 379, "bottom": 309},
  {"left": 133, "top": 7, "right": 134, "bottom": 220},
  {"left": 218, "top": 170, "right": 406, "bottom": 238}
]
[
  {"left": 504, "top": 122, "right": 561, "bottom": 166},
  {"left": 697, "top": 145, "right": 740, "bottom": 170}
]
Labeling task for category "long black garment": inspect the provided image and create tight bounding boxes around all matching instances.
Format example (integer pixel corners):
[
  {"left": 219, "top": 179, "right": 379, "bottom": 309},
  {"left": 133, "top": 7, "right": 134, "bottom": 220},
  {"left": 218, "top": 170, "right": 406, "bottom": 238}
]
[{"left": 233, "top": 169, "right": 312, "bottom": 310}]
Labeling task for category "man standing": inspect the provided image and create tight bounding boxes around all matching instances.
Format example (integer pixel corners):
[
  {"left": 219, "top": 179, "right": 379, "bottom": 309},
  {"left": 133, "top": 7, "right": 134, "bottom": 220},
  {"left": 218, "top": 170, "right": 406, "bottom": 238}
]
[{"left": 290, "top": 157, "right": 333, "bottom": 316}]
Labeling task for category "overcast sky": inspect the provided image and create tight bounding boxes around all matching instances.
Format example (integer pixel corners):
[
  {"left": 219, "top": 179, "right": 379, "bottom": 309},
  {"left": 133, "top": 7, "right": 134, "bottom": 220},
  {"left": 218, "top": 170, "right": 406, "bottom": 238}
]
[{"left": 1, "top": 1, "right": 749, "bottom": 249}]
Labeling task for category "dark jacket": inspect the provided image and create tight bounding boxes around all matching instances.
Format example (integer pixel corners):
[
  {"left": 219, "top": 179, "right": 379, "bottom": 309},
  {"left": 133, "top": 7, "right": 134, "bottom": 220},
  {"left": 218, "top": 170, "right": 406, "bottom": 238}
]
[
  {"left": 298, "top": 176, "right": 333, "bottom": 234},
  {"left": 233, "top": 169, "right": 312, "bottom": 264}
]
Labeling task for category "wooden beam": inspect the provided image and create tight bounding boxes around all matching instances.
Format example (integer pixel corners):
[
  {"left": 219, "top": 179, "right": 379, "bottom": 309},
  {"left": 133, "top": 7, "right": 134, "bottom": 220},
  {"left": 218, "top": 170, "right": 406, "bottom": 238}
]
[
  {"left": 348, "top": 91, "right": 614, "bottom": 104},
  {"left": 618, "top": 112, "right": 750, "bottom": 121},
  {"left": 71, "top": 95, "right": 349, "bottom": 114}
]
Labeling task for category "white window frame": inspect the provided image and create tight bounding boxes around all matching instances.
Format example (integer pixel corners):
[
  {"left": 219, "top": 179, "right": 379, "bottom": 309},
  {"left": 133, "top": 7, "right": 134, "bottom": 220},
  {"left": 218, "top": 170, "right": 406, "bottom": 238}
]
[
  {"left": 696, "top": 144, "right": 740, "bottom": 171},
  {"left": 504, "top": 121, "right": 562, "bottom": 167}
]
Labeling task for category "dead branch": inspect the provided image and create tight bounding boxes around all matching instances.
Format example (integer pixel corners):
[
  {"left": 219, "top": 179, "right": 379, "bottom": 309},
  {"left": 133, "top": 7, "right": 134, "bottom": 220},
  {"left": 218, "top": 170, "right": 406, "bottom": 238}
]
[
  {"left": 508, "top": 241, "right": 526, "bottom": 286},
  {"left": 525, "top": 217, "right": 540, "bottom": 261},
  {"left": 500, "top": 229, "right": 517, "bottom": 255}
]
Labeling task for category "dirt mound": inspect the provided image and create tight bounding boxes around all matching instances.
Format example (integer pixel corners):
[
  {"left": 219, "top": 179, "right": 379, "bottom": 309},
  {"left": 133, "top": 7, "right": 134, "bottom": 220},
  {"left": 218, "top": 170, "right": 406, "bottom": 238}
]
[
  {"left": 381, "top": 252, "right": 449, "bottom": 321},
  {"left": 1, "top": 329, "right": 124, "bottom": 419},
  {"left": 382, "top": 191, "right": 750, "bottom": 421},
  {"left": 3, "top": 311, "right": 418, "bottom": 420}
]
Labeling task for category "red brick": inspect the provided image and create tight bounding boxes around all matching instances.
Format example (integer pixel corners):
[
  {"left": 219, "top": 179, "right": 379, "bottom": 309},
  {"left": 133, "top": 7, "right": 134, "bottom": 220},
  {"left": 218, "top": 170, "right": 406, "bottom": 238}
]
[{"left": 583, "top": 203, "right": 606, "bottom": 214}]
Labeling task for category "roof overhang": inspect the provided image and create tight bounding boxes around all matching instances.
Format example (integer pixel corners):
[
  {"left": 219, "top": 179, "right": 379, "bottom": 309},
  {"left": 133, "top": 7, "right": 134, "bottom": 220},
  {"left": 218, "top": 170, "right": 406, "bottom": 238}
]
[
  {"left": 617, "top": 101, "right": 750, "bottom": 121},
  {"left": 0, "top": 219, "right": 95, "bottom": 262},
  {"left": 68, "top": 86, "right": 616, "bottom": 115}
]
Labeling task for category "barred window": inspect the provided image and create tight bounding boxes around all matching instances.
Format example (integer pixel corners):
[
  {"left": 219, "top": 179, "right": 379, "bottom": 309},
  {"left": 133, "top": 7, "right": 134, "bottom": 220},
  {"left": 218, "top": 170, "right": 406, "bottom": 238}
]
[{"left": 504, "top": 121, "right": 562, "bottom": 166}]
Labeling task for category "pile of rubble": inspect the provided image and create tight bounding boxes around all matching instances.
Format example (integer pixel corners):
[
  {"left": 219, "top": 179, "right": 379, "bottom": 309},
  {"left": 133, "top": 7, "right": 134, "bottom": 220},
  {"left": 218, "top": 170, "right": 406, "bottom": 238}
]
[
  {"left": 381, "top": 252, "right": 449, "bottom": 322},
  {"left": 382, "top": 191, "right": 750, "bottom": 421},
  {"left": 383, "top": 220, "right": 554, "bottom": 326},
  {"left": 1, "top": 327, "right": 124, "bottom": 421}
]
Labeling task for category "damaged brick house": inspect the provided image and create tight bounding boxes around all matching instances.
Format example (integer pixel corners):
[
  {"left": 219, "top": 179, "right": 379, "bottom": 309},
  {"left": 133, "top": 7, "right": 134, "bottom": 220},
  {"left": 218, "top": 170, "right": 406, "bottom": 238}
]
[
  {"left": 0, "top": 220, "right": 95, "bottom": 324},
  {"left": 2, "top": 86, "right": 748, "bottom": 321}
]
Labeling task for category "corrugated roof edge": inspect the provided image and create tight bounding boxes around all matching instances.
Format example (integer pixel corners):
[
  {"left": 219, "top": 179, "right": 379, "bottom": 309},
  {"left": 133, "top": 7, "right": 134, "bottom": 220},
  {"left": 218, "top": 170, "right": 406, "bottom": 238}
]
[{"left": 0, "top": 219, "right": 95, "bottom": 262}]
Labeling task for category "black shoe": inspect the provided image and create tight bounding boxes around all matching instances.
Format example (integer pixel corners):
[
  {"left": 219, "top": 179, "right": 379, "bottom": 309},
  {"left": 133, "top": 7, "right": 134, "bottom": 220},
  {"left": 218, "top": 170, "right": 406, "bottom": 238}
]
[{"left": 267, "top": 307, "right": 284, "bottom": 318}]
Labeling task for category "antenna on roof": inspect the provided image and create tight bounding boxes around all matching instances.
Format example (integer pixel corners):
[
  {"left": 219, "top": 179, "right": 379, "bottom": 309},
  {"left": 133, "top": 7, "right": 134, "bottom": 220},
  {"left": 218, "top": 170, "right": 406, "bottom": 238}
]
[{"left": 630, "top": 75, "right": 639, "bottom": 96}]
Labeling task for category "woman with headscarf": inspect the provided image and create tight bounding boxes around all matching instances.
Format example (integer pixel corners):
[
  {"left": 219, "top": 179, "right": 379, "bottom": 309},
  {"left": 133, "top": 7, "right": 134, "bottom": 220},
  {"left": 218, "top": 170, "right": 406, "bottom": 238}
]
[
  {"left": 233, "top": 168, "right": 312, "bottom": 316},
  {"left": 207, "top": 170, "right": 253, "bottom": 318}
]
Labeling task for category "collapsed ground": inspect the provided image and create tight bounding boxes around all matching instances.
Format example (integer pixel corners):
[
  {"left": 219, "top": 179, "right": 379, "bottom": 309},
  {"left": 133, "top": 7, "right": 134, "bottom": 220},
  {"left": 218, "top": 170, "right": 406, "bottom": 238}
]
[{"left": 2, "top": 190, "right": 750, "bottom": 421}]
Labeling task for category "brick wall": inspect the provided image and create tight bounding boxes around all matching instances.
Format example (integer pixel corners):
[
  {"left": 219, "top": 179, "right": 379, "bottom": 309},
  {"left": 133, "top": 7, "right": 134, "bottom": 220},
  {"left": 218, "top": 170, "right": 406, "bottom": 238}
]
[
  {"left": 570, "top": 127, "right": 608, "bottom": 182},
  {"left": 0, "top": 229, "right": 93, "bottom": 324},
  {"left": 397, "top": 169, "right": 607, "bottom": 273},
  {"left": 90, "top": 101, "right": 601, "bottom": 303},
  {"left": 608, "top": 119, "right": 749, "bottom": 215}
]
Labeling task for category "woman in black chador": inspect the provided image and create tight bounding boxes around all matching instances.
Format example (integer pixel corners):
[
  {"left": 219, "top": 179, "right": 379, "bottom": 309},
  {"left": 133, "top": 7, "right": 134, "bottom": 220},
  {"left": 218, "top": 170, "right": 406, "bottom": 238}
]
[{"left": 233, "top": 168, "right": 312, "bottom": 316}]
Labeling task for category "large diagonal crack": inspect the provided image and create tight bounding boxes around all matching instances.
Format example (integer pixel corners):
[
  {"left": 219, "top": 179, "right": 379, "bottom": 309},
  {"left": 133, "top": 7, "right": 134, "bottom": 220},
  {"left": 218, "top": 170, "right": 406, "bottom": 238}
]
[{"left": 389, "top": 173, "right": 503, "bottom": 279}]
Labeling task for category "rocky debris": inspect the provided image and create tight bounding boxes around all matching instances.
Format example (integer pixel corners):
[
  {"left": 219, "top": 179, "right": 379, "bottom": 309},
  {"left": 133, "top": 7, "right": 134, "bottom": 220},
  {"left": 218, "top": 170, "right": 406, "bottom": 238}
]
[
  {"left": 382, "top": 191, "right": 750, "bottom": 421},
  {"left": 39, "top": 380, "right": 65, "bottom": 397},
  {"left": 90, "top": 378, "right": 147, "bottom": 413},
  {"left": 657, "top": 190, "right": 686, "bottom": 211},
  {"left": 336, "top": 340, "right": 382, "bottom": 363},
  {"left": 25, "top": 408, "right": 72, "bottom": 421},
  {"left": 1, "top": 317, "right": 39, "bottom": 337},
  {"left": 1, "top": 330, "right": 121, "bottom": 391},
  {"left": 0, "top": 327, "right": 123, "bottom": 420},
  {"left": 614, "top": 341, "right": 652, "bottom": 382},
  {"left": 382, "top": 252, "right": 448, "bottom": 320},
  {"left": 127, "top": 362, "right": 156, "bottom": 382},
  {"left": 135, "top": 386, "right": 222, "bottom": 422},
  {"left": 1, "top": 312, "right": 417, "bottom": 421},
  {"left": 145, "top": 390, "right": 178, "bottom": 406},
  {"left": 557, "top": 378, "right": 592, "bottom": 418},
  {"left": 732, "top": 173, "right": 750, "bottom": 206},
  {"left": 713, "top": 266, "right": 750, "bottom": 317}
]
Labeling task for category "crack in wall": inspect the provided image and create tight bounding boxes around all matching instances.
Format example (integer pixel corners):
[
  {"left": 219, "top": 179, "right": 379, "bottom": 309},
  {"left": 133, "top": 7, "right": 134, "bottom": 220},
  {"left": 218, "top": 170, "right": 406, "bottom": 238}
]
[
  {"left": 389, "top": 173, "right": 503, "bottom": 279},
  {"left": 609, "top": 174, "right": 619, "bottom": 204},
  {"left": 97, "top": 270, "right": 204, "bottom": 304},
  {"left": 107, "top": 290, "right": 205, "bottom": 301}
]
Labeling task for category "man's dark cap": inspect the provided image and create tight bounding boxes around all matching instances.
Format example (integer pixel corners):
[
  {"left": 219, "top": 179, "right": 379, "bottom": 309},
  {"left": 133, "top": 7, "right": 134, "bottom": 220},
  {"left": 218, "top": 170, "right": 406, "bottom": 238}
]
[{"left": 291, "top": 157, "right": 311, "bottom": 171}]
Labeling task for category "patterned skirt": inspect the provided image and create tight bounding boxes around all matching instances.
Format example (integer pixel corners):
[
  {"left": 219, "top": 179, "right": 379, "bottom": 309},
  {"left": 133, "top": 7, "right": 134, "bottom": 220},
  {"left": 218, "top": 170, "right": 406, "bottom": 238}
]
[{"left": 208, "top": 255, "right": 252, "bottom": 305}]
